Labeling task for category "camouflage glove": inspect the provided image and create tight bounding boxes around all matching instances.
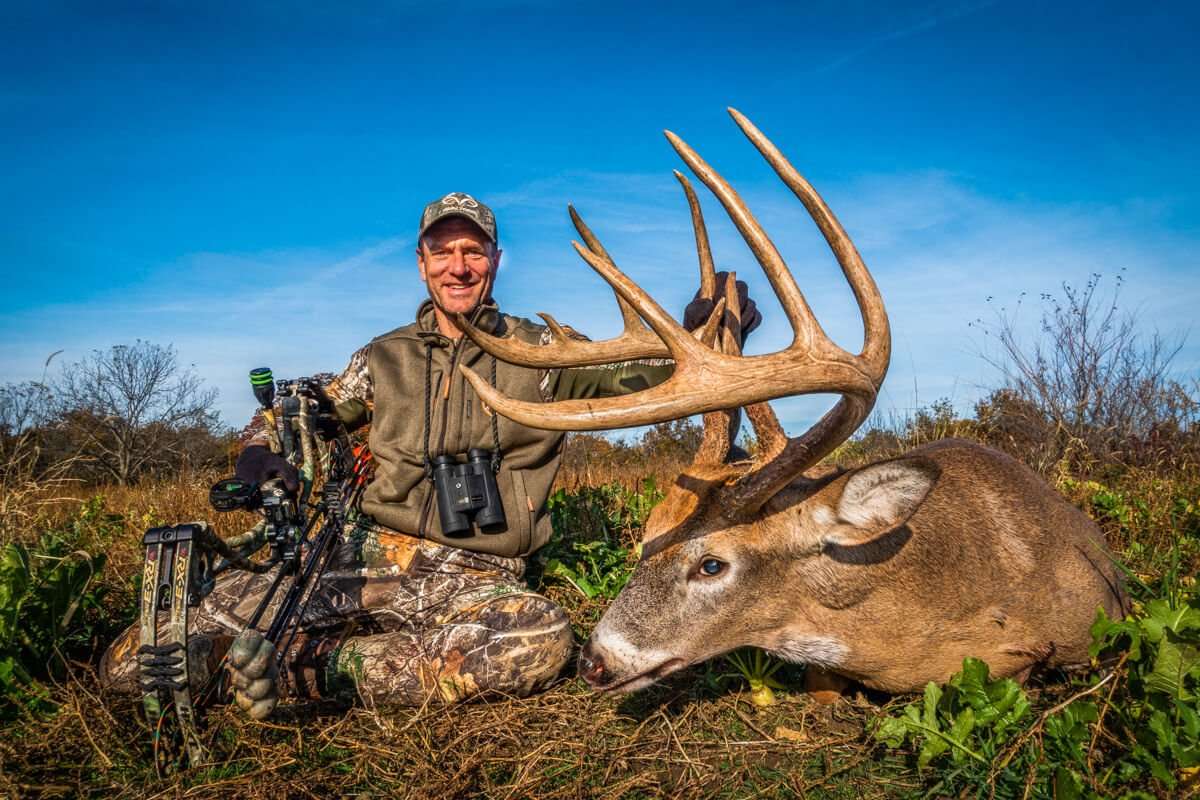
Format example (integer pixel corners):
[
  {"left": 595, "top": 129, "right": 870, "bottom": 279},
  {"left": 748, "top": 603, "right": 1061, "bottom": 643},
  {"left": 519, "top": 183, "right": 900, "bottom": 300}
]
[
  {"left": 682, "top": 271, "right": 762, "bottom": 343},
  {"left": 235, "top": 445, "right": 299, "bottom": 493},
  {"left": 228, "top": 629, "right": 279, "bottom": 720}
]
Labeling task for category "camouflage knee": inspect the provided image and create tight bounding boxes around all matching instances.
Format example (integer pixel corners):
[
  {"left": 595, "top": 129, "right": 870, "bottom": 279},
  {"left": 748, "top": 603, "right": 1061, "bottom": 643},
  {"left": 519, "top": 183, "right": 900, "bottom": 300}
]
[
  {"left": 99, "top": 623, "right": 230, "bottom": 695},
  {"left": 329, "top": 591, "right": 573, "bottom": 704}
]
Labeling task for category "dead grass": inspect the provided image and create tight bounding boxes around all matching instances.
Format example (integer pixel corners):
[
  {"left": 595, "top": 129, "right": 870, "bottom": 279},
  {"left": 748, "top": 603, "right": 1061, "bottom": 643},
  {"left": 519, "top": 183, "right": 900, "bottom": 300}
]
[
  {"left": 1, "top": 661, "right": 913, "bottom": 799},
  {"left": 3, "top": 414, "right": 1197, "bottom": 798}
]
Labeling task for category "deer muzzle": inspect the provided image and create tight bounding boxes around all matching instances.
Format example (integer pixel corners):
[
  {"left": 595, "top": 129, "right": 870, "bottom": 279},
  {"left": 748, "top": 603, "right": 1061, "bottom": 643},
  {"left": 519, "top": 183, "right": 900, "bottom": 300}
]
[{"left": 578, "top": 637, "right": 686, "bottom": 692}]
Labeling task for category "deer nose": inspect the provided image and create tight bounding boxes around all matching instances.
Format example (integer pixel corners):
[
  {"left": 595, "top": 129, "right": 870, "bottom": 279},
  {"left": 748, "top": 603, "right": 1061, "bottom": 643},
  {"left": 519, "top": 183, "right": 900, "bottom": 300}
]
[{"left": 578, "top": 640, "right": 609, "bottom": 686}]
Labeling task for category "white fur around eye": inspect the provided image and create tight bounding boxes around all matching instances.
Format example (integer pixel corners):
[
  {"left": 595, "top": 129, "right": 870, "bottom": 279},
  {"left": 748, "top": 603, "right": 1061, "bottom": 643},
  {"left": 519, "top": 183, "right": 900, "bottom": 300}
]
[{"left": 837, "top": 461, "right": 933, "bottom": 529}]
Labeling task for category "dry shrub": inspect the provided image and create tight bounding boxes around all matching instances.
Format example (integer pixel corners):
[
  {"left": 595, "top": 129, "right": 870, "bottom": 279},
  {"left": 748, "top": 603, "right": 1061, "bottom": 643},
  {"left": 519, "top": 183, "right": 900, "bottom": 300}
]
[
  {"left": 976, "top": 273, "right": 1198, "bottom": 474},
  {"left": 556, "top": 419, "right": 705, "bottom": 491},
  {"left": 0, "top": 381, "right": 87, "bottom": 538}
]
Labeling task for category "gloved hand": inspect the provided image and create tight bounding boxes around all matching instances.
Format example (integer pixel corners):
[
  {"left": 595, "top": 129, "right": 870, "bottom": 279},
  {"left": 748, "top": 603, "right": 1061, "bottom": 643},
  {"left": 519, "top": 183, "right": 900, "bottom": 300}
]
[
  {"left": 228, "top": 629, "right": 279, "bottom": 720},
  {"left": 235, "top": 445, "right": 299, "bottom": 492},
  {"left": 682, "top": 271, "right": 762, "bottom": 344}
]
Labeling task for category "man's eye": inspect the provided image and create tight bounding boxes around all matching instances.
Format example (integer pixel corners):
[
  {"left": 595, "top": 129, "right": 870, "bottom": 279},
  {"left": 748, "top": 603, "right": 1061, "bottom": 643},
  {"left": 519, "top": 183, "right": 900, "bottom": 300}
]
[{"left": 698, "top": 558, "right": 725, "bottom": 577}]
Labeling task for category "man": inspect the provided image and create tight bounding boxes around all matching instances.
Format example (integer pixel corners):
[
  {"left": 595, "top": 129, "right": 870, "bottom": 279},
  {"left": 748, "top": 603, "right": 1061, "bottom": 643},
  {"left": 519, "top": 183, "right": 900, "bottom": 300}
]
[{"left": 101, "top": 192, "right": 758, "bottom": 715}]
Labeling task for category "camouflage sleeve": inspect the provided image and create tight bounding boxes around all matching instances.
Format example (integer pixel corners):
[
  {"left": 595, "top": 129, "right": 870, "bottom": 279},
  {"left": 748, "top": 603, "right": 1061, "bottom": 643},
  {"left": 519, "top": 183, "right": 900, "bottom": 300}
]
[
  {"left": 239, "top": 344, "right": 374, "bottom": 448},
  {"left": 535, "top": 327, "right": 675, "bottom": 402},
  {"left": 324, "top": 344, "right": 374, "bottom": 431}
]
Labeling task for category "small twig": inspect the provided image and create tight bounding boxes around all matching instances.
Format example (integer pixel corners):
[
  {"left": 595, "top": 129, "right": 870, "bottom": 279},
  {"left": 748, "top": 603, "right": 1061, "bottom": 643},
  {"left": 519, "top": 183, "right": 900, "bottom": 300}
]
[
  {"left": 729, "top": 695, "right": 774, "bottom": 741},
  {"left": 986, "top": 669, "right": 1117, "bottom": 797},
  {"left": 1087, "top": 652, "right": 1129, "bottom": 774}
]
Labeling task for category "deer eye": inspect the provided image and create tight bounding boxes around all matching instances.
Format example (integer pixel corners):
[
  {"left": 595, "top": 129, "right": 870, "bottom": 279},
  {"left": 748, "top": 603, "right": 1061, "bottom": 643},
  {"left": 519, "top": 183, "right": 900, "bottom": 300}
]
[{"left": 698, "top": 558, "right": 725, "bottom": 577}]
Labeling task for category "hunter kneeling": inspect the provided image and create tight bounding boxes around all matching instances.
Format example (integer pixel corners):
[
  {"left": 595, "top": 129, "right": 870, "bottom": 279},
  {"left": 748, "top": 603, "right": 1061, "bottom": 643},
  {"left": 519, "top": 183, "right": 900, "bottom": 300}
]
[{"left": 99, "top": 191, "right": 759, "bottom": 714}]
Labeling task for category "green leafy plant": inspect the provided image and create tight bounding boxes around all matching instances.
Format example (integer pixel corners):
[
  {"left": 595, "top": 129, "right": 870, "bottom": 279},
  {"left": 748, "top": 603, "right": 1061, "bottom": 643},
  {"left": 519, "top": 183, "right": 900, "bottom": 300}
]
[
  {"left": 543, "top": 539, "right": 634, "bottom": 601},
  {"left": 874, "top": 657, "right": 1031, "bottom": 774},
  {"left": 722, "top": 648, "right": 787, "bottom": 707},
  {"left": 0, "top": 535, "right": 107, "bottom": 718},
  {"left": 1088, "top": 586, "right": 1200, "bottom": 790},
  {"left": 0, "top": 497, "right": 119, "bottom": 719},
  {"left": 540, "top": 481, "right": 661, "bottom": 601}
]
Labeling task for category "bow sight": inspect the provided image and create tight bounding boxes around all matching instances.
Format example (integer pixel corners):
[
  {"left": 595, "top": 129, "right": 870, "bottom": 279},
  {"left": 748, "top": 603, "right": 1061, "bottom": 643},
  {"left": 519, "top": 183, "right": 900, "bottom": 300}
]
[{"left": 137, "top": 368, "right": 371, "bottom": 768}]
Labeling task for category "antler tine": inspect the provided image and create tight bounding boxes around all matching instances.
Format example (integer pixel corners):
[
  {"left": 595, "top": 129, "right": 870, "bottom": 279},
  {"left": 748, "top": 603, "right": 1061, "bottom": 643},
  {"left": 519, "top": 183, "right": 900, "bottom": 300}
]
[
  {"left": 695, "top": 272, "right": 741, "bottom": 466},
  {"left": 456, "top": 206, "right": 678, "bottom": 368},
  {"left": 673, "top": 171, "right": 717, "bottom": 301},
  {"left": 568, "top": 204, "right": 648, "bottom": 335},
  {"left": 569, "top": 242, "right": 703, "bottom": 359},
  {"left": 717, "top": 271, "right": 788, "bottom": 462},
  {"left": 731, "top": 396, "right": 871, "bottom": 514},
  {"left": 728, "top": 108, "right": 889, "bottom": 370},
  {"left": 664, "top": 129, "right": 822, "bottom": 351}
]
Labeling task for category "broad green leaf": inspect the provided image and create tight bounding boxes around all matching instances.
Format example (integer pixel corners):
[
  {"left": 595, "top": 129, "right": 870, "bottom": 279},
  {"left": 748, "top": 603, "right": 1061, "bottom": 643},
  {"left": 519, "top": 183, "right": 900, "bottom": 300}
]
[
  {"left": 922, "top": 681, "right": 942, "bottom": 729},
  {"left": 544, "top": 559, "right": 598, "bottom": 598},
  {"left": 1090, "top": 606, "right": 1143, "bottom": 660},
  {"left": 1179, "top": 702, "right": 1200, "bottom": 740},
  {"left": 917, "top": 730, "right": 949, "bottom": 771},
  {"left": 1145, "top": 633, "right": 1200, "bottom": 701},
  {"left": 1141, "top": 599, "right": 1200, "bottom": 644},
  {"left": 873, "top": 715, "right": 909, "bottom": 748},
  {"left": 1053, "top": 766, "right": 1083, "bottom": 800},
  {"left": 1147, "top": 708, "right": 1179, "bottom": 761},
  {"left": 947, "top": 707, "right": 976, "bottom": 764}
]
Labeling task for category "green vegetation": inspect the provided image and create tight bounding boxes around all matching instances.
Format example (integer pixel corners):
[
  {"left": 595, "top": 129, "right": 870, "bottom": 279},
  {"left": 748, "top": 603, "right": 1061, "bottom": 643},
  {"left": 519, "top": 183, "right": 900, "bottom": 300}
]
[
  {"left": 2, "top": 278, "right": 1198, "bottom": 796},
  {"left": 874, "top": 566, "right": 1199, "bottom": 798},
  {"left": 0, "top": 499, "right": 115, "bottom": 720}
]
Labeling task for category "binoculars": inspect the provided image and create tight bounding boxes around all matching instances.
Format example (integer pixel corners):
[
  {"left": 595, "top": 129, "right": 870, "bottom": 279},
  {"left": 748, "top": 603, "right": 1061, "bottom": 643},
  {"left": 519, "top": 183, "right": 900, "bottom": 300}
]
[{"left": 430, "top": 449, "right": 507, "bottom": 535}]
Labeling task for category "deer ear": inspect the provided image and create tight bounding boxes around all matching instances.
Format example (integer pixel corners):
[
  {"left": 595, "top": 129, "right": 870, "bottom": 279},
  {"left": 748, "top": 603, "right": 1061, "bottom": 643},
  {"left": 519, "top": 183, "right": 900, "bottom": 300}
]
[{"left": 824, "top": 458, "right": 938, "bottom": 545}]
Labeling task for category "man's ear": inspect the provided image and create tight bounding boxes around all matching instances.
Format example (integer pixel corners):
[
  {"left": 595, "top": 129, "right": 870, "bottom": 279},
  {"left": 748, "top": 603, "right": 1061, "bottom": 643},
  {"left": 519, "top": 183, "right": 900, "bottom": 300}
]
[
  {"left": 824, "top": 458, "right": 938, "bottom": 546},
  {"left": 416, "top": 248, "right": 429, "bottom": 283}
]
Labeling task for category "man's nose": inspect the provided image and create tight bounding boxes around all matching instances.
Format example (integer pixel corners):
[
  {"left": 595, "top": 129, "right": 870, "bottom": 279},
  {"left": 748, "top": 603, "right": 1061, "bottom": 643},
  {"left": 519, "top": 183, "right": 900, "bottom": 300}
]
[{"left": 447, "top": 252, "right": 471, "bottom": 276}]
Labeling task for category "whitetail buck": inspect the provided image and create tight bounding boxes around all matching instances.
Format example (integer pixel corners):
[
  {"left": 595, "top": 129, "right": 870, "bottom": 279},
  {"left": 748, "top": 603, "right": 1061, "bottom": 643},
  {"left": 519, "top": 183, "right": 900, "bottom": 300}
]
[{"left": 458, "top": 109, "right": 1127, "bottom": 697}]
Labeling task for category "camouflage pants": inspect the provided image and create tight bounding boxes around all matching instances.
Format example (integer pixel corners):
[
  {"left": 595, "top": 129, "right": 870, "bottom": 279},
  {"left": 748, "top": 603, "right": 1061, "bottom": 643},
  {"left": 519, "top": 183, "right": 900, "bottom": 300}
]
[{"left": 100, "top": 519, "right": 574, "bottom": 705}]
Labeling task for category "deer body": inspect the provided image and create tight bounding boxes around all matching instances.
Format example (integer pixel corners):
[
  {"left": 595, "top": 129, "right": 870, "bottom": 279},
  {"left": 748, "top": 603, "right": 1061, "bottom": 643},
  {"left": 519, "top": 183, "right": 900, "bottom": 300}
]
[
  {"left": 458, "top": 109, "right": 1125, "bottom": 696},
  {"left": 582, "top": 438, "right": 1123, "bottom": 694}
]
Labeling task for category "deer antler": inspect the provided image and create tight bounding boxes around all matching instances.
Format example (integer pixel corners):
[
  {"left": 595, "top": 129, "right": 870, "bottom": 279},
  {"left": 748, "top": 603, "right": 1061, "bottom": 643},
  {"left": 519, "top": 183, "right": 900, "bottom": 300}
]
[
  {"left": 458, "top": 206, "right": 723, "bottom": 367},
  {"left": 460, "top": 109, "right": 890, "bottom": 503}
]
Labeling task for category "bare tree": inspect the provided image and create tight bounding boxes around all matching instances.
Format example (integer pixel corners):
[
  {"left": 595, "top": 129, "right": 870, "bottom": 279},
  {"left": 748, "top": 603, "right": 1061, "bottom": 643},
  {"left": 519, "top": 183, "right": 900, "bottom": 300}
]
[
  {"left": 977, "top": 273, "right": 1197, "bottom": 470},
  {"left": 53, "top": 341, "right": 221, "bottom": 485}
]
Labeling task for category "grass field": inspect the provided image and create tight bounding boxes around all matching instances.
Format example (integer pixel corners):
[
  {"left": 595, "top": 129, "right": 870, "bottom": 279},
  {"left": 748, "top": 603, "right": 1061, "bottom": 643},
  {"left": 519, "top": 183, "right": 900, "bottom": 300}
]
[{"left": 2, "top": 413, "right": 1198, "bottom": 799}]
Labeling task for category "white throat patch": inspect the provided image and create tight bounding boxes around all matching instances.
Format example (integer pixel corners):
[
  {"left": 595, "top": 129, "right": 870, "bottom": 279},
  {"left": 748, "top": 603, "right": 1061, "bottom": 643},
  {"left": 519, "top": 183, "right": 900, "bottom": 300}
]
[{"left": 769, "top": 634, "right": 849, "bottom": 669}]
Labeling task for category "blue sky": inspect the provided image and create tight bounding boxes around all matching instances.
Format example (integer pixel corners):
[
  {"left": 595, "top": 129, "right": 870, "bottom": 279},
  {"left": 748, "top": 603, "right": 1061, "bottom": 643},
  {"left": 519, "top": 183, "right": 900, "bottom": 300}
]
[{"left": 2, "top": 1, "right": 1197, "bottom": 433}]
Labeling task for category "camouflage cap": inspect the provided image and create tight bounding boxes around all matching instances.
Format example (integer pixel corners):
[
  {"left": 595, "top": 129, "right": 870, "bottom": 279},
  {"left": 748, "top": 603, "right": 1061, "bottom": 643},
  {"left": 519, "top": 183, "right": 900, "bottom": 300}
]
[{"left": 418, "top": 192, "right": 498, "bottom": 243}]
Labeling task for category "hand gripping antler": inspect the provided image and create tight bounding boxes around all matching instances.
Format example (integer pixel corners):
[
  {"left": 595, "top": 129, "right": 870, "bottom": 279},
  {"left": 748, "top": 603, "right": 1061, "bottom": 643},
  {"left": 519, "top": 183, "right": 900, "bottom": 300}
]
[{"left": 459, "top": 109, "right": 890, "bottom": 499}]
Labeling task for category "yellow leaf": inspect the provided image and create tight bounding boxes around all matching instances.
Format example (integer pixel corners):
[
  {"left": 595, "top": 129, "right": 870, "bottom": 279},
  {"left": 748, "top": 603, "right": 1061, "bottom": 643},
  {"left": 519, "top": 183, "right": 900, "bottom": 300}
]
[{"left": 774, "top": 725, "right": 807, "bottom": 742}]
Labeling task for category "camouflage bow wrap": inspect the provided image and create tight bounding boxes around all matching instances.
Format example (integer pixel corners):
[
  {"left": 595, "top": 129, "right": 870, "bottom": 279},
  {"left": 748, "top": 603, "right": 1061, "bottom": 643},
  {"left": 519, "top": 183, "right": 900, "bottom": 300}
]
[{"left": 130, "top": 373, "right": 369, "bottom": 767}]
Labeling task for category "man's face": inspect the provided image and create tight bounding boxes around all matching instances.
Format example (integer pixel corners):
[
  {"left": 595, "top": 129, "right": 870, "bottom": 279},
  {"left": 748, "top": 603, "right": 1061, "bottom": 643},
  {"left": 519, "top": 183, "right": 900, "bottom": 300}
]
[{"left": 417, "top": 217, "right": 501, "bottom": 318}]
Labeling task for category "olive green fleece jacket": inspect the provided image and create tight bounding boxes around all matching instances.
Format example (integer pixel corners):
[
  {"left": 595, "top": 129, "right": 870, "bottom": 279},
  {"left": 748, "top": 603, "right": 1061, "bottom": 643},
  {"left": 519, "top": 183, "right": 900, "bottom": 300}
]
[{"left": 316, "top": 300, "right": 672, "bottom": 558}]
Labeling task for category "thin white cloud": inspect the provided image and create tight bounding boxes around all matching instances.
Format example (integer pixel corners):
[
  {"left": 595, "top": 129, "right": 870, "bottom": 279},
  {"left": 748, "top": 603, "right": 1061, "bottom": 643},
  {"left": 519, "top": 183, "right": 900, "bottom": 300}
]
[{"left": 811, "top": 1, "right": 1001, "bottom": 75}]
